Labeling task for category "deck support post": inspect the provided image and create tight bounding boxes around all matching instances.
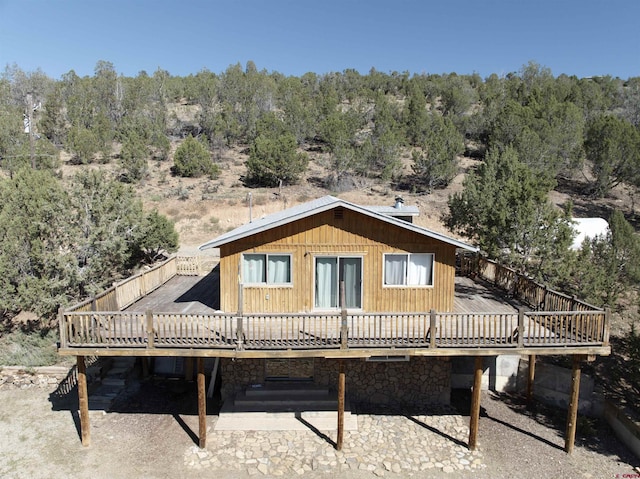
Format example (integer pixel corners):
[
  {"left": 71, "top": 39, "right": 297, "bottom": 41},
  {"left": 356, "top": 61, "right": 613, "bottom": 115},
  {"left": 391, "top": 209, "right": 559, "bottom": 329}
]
[
  {"left": 565, "top": 355, "right": 583, "bottom": 453},
  {"left": 336, "top": 359, "right": 345, "bottom": 451},
  {"left": 468, "top": 356, "right": 483, "bottom": 451},
  {"left": 197, "top": 358, "right": 207, "bottom": 449},
  {"left": 77, "top": 355, "right": 90, "bottom": 447},
  {"left": 527, "top": 354, "right": 536, "bottom": 404}
]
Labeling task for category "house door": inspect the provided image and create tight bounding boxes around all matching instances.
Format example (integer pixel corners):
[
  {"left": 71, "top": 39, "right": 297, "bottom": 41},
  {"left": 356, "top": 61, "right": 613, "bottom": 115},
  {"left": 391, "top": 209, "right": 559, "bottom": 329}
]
[{"left": 314, "top": 257, "right": 362, "bottom": 309}]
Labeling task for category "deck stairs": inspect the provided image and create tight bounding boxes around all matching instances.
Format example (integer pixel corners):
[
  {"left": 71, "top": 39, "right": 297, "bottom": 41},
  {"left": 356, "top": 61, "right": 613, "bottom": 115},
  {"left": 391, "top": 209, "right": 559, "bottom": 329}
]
[{"left": 214, "top": 382, "right": 358, "bottom": 431}]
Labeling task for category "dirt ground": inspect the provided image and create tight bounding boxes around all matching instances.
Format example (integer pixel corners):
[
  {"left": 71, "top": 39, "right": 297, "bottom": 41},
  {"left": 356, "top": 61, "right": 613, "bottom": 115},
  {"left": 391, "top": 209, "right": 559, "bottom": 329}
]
[{"left": 0, "top": 378, "right": 637, "bottom": 479}]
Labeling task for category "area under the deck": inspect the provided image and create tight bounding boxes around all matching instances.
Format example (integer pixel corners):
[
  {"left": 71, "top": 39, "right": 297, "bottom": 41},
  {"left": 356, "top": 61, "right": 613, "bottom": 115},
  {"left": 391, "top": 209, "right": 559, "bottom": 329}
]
[{"left": 125, "top": 273, "right": 520, "bottom": 315}]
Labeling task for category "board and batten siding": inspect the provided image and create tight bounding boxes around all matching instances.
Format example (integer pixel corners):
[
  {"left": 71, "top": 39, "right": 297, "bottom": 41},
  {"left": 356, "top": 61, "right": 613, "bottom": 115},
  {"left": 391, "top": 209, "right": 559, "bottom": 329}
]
[{"left": 218, "top": 208, "right": 456, "bottom": 314}]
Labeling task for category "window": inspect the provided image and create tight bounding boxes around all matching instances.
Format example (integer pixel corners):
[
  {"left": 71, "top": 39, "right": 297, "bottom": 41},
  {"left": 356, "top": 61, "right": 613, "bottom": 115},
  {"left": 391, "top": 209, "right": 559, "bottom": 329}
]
[
  {"left": 383, "top": 253, "right": 434, "bottom": 286},
  {"left": 242, "top": 254, "right": 291, "bottom": 285}
]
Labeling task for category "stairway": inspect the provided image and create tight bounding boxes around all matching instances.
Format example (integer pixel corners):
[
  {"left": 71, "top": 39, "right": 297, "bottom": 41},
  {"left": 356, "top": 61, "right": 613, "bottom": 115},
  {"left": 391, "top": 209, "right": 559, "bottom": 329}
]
[
  {"left": 87, "top": 357, "right": 136, "bottom": 411},
  {"left": 214, "top": 382, "right": 358, "bottom": 431}
]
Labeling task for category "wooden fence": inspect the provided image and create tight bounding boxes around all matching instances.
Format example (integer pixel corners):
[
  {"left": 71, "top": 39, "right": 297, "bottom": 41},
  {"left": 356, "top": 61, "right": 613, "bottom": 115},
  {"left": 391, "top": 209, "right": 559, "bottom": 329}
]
[
  {"left": 459, "top": 255, "right": 603, "bottom": 313},
  {"left": 65, "top": 255, "right": 217, "bottom": 314},
  {"left": 59, "top": 308, "right": 608, "bottom": 351}
]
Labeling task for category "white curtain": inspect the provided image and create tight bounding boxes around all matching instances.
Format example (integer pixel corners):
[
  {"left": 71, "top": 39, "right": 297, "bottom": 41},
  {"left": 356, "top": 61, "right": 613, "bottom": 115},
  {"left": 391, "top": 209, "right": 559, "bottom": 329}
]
[
  {"left": 243, "top": 254, "right": 265, "bottom": 283},
  {"left": 408, "top": 254, "right": 433, "bottom": 285},
  {"left": 341, "top": 258, "right": 361, "bottom": 308},
  {"left": 267, "top": 255, "right": 290, "bottom": 284},
  {"left": 385, "top": 254, "right": 407, "bottom": 285},
  {"left": 315, "top": 258, "right": 337, "bottom": 308}
]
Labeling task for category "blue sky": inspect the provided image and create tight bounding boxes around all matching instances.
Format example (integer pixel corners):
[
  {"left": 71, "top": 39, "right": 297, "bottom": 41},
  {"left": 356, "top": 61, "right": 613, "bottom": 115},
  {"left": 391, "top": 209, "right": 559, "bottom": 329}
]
[{"left": 1, "top": 0, "right": 638, "bottom": 79}]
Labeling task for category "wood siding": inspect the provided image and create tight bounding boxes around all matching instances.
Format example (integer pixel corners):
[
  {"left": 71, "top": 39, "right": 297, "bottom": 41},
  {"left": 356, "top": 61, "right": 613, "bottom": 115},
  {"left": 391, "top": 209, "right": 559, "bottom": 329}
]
[{"left": 219, "top": 208, "right": 456, "bottom": 314}]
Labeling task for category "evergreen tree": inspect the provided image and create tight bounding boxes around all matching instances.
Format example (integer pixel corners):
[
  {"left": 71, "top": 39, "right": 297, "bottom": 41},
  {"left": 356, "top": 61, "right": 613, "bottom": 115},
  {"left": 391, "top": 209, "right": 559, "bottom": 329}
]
[
  {"left": 584, "top": 114, "right": 640, "bottom": 197},
  {"left": 570, "top": 210, "right": 640, "bottom": 307},
  {"left": 0, "top": 168, "right": 76, "bottom": 318},
  {"left": 411, "top": 114, "right": 463, "bottom": 190},
  {"left": 133, "top": 210, "right": 179, "bottom": 263},
  {"left": 173, "top": 134, "right": 219, "bottom": 178},
  {"left": 445, "top": 147, "right": 573, "bottom": 279},
  {"left": 245, "top": 117, "right": 308, "bottom": 187}
]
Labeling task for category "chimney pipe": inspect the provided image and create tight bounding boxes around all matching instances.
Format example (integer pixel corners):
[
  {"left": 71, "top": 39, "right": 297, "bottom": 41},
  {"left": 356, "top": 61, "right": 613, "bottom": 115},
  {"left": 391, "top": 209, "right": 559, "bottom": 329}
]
[{"left": 394, "top": 196, "right": 404, "bottom": 209}]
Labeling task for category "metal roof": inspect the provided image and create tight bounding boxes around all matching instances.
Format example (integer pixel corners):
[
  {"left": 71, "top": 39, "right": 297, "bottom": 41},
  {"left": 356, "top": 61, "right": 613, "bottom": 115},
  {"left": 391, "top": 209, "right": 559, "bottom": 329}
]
[{"left": 198, "top": 195, "right": 478, "bottom": 252}]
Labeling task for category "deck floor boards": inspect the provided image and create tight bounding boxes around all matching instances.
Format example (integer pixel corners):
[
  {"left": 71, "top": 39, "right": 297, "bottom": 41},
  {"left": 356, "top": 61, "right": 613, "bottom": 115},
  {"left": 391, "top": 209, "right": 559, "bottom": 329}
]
[{"left": 125, "top": 272, "right": 520, "bottom": 315}]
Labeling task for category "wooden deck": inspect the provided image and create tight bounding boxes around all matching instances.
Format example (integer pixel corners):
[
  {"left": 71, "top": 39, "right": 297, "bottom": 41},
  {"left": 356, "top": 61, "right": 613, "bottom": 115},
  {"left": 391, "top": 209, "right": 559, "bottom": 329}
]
[
  {"left": 124, "top": 273, "right": 520, "bottom": 316},
  {"left": 58, "top": 268, "right": 609, "bottom": 358}
]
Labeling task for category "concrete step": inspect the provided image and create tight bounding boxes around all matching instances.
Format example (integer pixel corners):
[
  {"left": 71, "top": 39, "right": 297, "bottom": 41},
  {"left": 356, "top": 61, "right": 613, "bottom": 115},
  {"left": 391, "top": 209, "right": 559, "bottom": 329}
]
[
  {"left": 215, "top": 382, "right": 358, "bottom": 431},
  {"left": 233, "top": 394, "right": 337, "bottom": 411},
  {"left": 215, "top": 408, "right": 358, "bottom": 431},
  {"left": 244, "top": 383, "right": 330, "bottom": 398}
]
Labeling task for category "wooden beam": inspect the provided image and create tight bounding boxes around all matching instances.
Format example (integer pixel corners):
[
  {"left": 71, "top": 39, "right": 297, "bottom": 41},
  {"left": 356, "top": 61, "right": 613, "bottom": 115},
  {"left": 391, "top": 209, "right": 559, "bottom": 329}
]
[
  {"left": 336, "top": 359, "right": 345, "bottom": 451},
  {"left": 197, "top": 358, "right": 207, "bottom": 449},
  {"left": 468, "top": 356, "right": 483, "bottom": 450},
  {"left": 77, "top": 355, "right": 90, "bottom": 447},
  {"left": 57, "top": 345, "right": 613, "bottom": 359},
  {"left": 565, "top": 355, "right": 582, "bottom": 453},
  {"left": 527, "top": 354, "right": 536, "bottom": 404}
]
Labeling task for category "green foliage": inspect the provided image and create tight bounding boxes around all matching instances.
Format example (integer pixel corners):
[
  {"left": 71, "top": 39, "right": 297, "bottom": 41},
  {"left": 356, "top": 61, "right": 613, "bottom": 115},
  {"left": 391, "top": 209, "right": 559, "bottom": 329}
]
[
  {"left": 584, "top": 114, "right": 640, "bottom": 197},
  {"left": 0, "top": 329, "right": 59, "bottom": 366},
  {"left": 245, "top": 118, "right": 309, "bottom": 186},
  {"left": 361, "top": 92, "right": 403, "bottom": 180},
  {"left": 445, "top": 147, "right": 573, "bottom": 279},
  {"left": 411, "top": 114, "right": 463, "bottom": 190},
  {"left": 569, "top": 210, "right": 640, "bottom": 306},
  {"left": 404, "top": 84, "right": 430, "bottom": 146},
  {"left": 65, "top": 125, "right": 100, "bottom": 164},
  {"left": 0, "top": 168, "right": 77, "bottom": 317},
  {"left": 119, "top": 131, "right": 149, "bottom": 182},
  {"left": 134, "top": 210, "right": 179, "bottom": 263},
  {"left": 70, "top": 170, "right": 147, "bottom": 296},
  {"left": 173, "top": 134, "right": 219, "bottom": 178}
]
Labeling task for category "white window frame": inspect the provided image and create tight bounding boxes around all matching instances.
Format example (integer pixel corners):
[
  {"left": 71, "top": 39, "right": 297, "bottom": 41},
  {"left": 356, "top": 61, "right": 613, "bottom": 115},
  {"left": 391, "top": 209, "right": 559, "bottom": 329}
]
[
  {"left": 242, "top": 253, "right": 293, "bottom": 286},
  {"left": 383, "top": 253, "right": 434, "bottom": 287}
]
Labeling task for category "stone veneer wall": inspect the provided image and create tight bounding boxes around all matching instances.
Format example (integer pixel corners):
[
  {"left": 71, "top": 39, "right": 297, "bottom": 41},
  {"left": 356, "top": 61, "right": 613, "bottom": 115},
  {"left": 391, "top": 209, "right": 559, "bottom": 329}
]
[{"left": 220, "top": 357, "right": 451, "bottom": 407}]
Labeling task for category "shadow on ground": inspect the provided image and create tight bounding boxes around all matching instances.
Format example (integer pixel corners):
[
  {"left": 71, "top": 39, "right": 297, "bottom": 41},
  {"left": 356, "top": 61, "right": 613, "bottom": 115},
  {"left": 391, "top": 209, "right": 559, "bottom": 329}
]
[{"left": 48, "top": 358, "right": 222, "bottom": 446}]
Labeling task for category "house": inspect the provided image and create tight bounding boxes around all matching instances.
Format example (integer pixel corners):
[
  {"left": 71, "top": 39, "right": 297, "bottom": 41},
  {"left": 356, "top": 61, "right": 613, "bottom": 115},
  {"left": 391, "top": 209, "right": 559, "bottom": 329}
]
[
  {"left": 197, "top": 195, "right": 478, "bottom": 410},
  {"left": 58, "top": 196, "right": 610, "bottom": 452},
  {"left": 199, "top": 195, "right": 476, "bottom": 315}
]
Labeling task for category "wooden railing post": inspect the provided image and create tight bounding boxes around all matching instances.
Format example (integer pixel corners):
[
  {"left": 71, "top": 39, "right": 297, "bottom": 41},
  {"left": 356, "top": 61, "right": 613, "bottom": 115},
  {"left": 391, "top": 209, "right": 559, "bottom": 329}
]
[
  {"left": 236, "top": 316, "right": 244, "bottom": 350},
  {"left": 603, "top": 308, "right": 611, "bottom": 345},
  {"left": 517, "top": 308, "right": 525, "bottom": 348},
  {"left": 340, "top": 281, "right": 348, "bottom": 350},
  {"left": 429, "top": 309, "right": 437, "bottom": 348},
  {"left": 58, "top": 307, "right": 66, "bottom": 349},
  {"left": 146, "top": 310, "right": 154, "bottom": 349}
]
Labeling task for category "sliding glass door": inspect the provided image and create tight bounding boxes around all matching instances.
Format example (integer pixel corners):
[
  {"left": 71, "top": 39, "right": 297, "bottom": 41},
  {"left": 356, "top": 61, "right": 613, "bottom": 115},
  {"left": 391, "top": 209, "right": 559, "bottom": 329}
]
[{"left": 314, "top": 256, "right": 362, "bottom": 309}]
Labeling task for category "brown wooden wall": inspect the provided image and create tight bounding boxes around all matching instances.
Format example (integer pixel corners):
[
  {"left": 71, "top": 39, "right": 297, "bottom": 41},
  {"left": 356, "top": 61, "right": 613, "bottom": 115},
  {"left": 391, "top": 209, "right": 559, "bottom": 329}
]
[{"left": 218, "top": 208, "right": 456, "bottom": 313}]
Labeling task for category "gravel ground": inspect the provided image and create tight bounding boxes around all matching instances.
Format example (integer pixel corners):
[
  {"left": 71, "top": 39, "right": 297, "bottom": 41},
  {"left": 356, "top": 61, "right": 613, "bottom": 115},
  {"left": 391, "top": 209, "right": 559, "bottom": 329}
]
[{"left": 0, "top": 380, "right": 637, "bottom": 479}]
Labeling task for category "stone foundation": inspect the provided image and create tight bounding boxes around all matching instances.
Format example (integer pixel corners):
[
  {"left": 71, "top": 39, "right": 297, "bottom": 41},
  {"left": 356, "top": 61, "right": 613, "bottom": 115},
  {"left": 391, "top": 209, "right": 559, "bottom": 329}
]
[{"left": 220, "top": 357, "right": 451, "bottom": 407}]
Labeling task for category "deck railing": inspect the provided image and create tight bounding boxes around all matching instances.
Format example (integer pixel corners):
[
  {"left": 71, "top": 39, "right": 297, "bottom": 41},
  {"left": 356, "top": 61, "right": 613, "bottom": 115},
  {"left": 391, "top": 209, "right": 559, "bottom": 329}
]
[
  {"left": 59, "top": 309, "right": 609, "bottom": 351},
  {"left": 64, "top": 255, "right": 211, "bottom": 314},
  {"left": 460, "top": 255, "right": 603, "bottom": 313}
]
